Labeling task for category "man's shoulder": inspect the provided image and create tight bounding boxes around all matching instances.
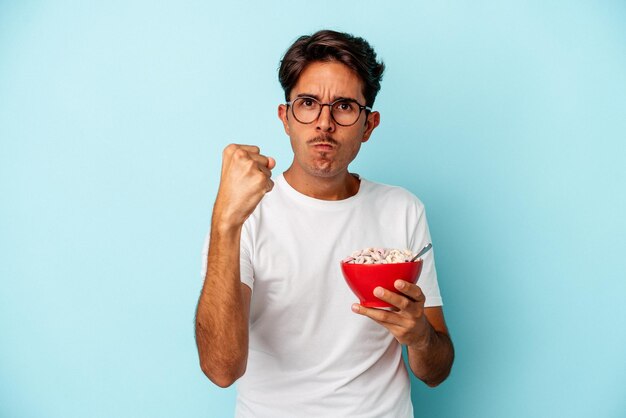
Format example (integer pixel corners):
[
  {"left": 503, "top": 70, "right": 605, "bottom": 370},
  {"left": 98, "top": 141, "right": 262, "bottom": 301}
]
[{"left": 361, "top": 177, "right": 425, "bottom": 208}]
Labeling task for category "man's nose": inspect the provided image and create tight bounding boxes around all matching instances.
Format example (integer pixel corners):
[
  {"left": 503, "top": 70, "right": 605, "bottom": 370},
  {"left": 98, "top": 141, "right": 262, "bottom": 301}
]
[{"left": 316, "top": 104, "right": 335, "bottom": 132}]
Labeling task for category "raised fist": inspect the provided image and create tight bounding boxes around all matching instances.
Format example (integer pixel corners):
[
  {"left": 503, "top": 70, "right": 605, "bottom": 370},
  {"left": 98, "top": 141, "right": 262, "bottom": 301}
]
[{"left": 212, "top": 144, "right": 276, "bottom": 228}]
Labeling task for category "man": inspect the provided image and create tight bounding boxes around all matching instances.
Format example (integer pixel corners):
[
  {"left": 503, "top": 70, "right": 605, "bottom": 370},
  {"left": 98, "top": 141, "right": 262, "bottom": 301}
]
[{"left": 195, "top": 30, "right": 454, "bottom": 417}]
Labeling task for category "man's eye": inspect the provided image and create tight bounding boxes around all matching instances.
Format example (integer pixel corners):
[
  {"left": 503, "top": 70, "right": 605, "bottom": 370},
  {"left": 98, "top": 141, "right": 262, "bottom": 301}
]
[
  {"left": 302, "top": 99, "right": 315, "bottom": 107},
  {"left": 336, "top": 101, "right": 355, "bottom": 112}
]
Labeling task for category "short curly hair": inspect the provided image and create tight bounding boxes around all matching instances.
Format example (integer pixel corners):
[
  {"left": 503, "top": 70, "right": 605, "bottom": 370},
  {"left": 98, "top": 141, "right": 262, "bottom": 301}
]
[{"left": 278, "top": 30, "right": 385, "bottom": 108}]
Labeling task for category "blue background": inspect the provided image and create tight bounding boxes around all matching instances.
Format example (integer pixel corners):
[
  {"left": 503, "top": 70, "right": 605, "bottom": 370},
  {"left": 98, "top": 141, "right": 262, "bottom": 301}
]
[{"left": 1, "top": 1, "right": 625, "bottom": 417}]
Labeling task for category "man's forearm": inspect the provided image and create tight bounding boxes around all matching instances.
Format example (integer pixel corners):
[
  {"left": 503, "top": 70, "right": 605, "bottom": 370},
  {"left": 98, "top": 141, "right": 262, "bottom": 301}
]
[
  {"left": 195, "top": 222, "right": 249, "bottom": 387},
  {"left": 406, "top": 322, "right": 454, "bottom": 387}
]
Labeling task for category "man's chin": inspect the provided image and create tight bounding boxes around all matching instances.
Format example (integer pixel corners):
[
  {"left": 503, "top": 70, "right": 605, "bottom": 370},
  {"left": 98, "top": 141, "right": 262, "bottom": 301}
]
[{"left": 307, "top": 162, "right": 335, "bottom": 177}]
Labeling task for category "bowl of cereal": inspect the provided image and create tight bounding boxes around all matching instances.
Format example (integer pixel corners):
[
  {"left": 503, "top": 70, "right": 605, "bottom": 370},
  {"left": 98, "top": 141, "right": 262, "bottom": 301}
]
[{"left": 340, "top": 247, "right": 425, "bottom": 309}]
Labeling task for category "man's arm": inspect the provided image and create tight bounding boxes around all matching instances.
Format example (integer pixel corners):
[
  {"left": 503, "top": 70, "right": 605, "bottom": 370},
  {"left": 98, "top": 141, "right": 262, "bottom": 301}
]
[
  {"left": 195, "top": 144, "right": 275, "bottom": 388},
  {"left": 406, "top": 306, "right": 454, "bottom": 387},
  {"left": 352, "top": 281, "right": 454, "bottom": 387},
  {"left": 195, "top": 224, "right": 252, "bottom": 387}
]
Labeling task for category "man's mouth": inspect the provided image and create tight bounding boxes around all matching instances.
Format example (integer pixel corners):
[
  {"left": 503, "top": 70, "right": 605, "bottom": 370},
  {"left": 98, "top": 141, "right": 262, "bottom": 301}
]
[
  {"left": 308, "top": 136, "right": 338, "bottom": 151},
  {"left": 312, "top": 143, "right": 335, "bottom": 151}
]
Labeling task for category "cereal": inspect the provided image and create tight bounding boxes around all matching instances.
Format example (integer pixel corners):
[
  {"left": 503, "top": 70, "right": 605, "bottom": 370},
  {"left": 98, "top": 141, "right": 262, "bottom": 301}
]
[{"left": 342, "top": 248, "right": 415, "bottom": 264}]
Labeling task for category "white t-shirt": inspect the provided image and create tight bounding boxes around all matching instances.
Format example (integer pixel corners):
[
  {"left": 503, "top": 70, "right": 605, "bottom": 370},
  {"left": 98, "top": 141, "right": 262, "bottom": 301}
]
[{"left": 201, "top": 173, "right": 442, "bottom": 418}]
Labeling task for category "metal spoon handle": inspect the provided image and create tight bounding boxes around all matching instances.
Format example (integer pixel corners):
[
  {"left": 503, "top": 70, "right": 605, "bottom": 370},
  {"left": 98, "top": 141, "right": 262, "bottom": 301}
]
[{"left": 411, "top": 243, "right": 433, "bottom": 262}]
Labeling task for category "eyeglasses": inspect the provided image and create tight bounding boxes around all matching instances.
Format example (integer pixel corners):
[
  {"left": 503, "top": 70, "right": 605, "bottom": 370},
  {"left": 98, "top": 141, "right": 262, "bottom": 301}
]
[{"left": 286, "top": 97, "right": 372, "bottom": 127}]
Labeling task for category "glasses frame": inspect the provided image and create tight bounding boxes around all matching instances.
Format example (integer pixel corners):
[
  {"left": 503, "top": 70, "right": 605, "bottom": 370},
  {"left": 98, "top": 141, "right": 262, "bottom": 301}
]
[{"left": 286, "top": 96, "right": 372, "bottom": 127}]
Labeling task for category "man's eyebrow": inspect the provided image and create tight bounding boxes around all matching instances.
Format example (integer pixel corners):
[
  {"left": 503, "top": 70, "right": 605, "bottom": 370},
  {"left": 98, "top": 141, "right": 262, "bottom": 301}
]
[
  {"left": 294, "top": 93, "right": 360, "bottom": 102},
  {"left": 332, "top": 95, "right": 359, "bottom": 102},
  {"left": 295, "top": 93, "right": 321, "bottom": 100}
]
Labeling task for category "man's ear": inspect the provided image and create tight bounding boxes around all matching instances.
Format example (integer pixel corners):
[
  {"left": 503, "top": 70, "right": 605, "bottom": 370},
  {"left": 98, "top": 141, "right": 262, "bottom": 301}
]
[
  {"left": 361, "top": 111, "right": 380, "bottom": 143},
  {"left": 278, "top": 104, "right": 290, "bottom": 135}
]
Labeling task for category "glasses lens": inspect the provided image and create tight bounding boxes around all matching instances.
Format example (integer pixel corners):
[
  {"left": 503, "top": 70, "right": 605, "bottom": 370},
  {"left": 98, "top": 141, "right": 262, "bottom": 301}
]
[
  {"left": 331, "top": 100, "right": 360, "bottom": 126},
  {"left": 292, "top": 98, "right": 321, "bottom": 124}
]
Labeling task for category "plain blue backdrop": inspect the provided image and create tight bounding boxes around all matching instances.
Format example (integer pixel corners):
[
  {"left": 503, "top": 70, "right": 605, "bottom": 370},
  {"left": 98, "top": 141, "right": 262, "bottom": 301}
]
[{"left": 1, "top": 1, "right": 625, "bottom": 417}]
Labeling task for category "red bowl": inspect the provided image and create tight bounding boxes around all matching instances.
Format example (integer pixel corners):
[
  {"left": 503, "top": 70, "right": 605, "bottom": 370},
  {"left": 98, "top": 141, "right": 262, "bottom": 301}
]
[{"left": 340, "top": 260, "right": 423, "bottom": 309}]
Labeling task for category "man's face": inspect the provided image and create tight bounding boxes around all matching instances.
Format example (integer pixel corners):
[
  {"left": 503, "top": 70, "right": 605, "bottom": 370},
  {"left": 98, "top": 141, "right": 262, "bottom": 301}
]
[{"left": 278, "top": 61, "right": 380, "bottom": 180}]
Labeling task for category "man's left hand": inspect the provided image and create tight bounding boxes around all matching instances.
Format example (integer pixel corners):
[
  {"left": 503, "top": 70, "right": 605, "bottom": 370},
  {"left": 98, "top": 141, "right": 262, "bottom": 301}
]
[{"left": 351, "top": 280, "right": 432, "bottom": 348}]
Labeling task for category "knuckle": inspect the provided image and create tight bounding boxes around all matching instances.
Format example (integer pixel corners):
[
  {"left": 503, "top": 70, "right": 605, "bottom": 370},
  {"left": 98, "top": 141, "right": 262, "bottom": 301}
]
[
  {"left": 234, "top": 148, "right": 249, "bottom": 160},
  {"left": 224, "top": 143, "right": 238, "bottom": 155}
]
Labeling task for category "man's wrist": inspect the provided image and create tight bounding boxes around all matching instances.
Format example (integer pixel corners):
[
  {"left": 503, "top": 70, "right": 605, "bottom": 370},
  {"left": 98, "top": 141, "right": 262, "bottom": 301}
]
[
  {"left": 211, "top": 203, "right": 245, "bottom": 235},
  {"left": 409, "top": 318, "right": 435, "bottom": 351},
  {"left": 211, "top": 218, "right": 243, "bottom": 237}
]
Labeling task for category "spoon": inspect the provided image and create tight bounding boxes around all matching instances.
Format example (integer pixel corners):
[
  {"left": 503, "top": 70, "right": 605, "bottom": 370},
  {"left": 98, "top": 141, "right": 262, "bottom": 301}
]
[{"left": 410, "top": 243, "right": 433, "bottom": 262}]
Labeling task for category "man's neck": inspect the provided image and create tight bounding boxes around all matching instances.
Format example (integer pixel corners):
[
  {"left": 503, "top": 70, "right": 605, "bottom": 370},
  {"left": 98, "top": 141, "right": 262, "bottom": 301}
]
[{"left": 283, "top": 166, "right": 360, "bottom": 201}]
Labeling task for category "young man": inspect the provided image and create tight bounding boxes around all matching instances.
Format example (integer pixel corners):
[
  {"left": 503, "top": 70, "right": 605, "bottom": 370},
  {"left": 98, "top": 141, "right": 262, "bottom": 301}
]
[{"left": 196, "top": 30, "right": 454, "bottom": 417}]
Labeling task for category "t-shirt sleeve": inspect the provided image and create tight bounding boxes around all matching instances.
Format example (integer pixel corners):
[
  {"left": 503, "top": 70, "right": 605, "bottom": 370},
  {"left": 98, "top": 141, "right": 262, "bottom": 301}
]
[
  {"left": 200, "top": 224, "right": 255, "bottom": 291},
  {"left": 239, "top": 222, "right": 255, "bottom": 290},
  {"left": 201, "top": 229, "right": 210, "bottom": 279},
  {"left": 409, "top": 200, "right": 443, "bottom": 307}
]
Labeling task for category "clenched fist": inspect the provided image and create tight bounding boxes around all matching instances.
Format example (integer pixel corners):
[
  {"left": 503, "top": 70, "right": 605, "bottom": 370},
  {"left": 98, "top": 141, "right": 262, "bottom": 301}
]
[{"left": 212, "top": 144, "right": 276, "bottom": 230}]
